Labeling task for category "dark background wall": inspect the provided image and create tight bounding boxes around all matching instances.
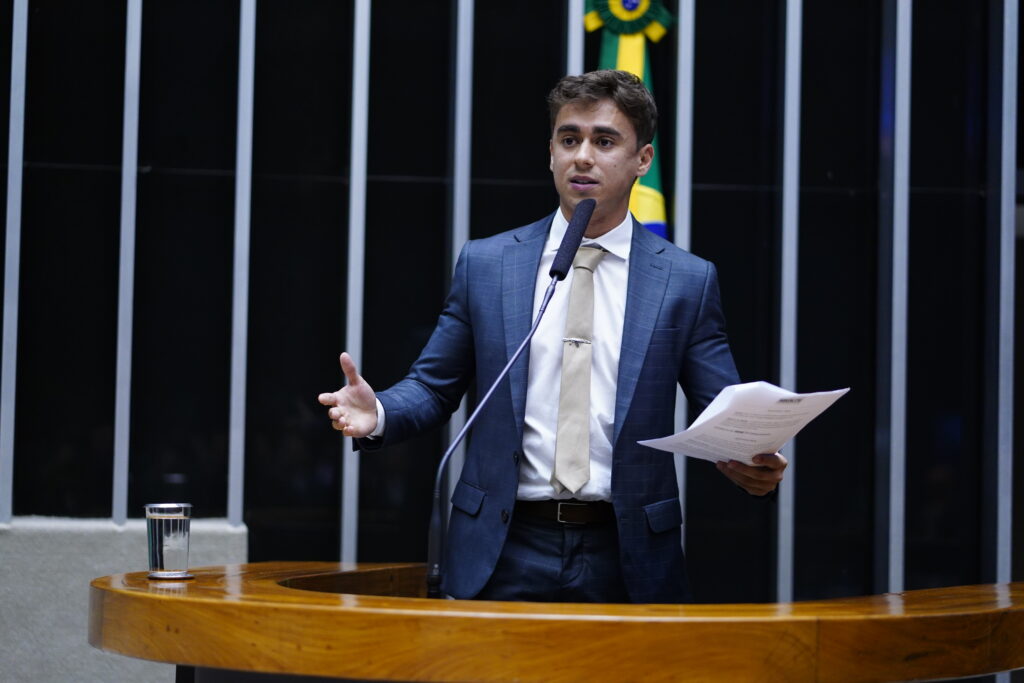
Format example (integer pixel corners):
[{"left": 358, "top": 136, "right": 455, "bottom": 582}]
[{"left": 6, "top": 0, "right": 1023, "bottom": 618}]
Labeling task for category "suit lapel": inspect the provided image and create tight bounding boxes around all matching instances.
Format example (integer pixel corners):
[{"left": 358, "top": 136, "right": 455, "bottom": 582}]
[
  {"left": 614, "top": 223, "right": 669, "bottom": 448},
  {"left": 501, "top": 215, "right": 552, "bottom": 438}
]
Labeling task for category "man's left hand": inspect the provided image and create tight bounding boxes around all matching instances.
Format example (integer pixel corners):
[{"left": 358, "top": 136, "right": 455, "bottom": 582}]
[{"left": 715, "top": 453, "right": 787, "bottom": 496}]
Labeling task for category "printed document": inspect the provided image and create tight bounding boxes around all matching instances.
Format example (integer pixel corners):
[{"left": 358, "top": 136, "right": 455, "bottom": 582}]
[{"left": 638, "top": 381, "right": 849, "bottom": 465}]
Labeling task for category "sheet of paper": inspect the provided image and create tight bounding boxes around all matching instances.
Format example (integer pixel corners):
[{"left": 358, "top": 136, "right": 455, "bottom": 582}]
[{"left": 638, "top": 381, "right": 849, "bottom": 465}]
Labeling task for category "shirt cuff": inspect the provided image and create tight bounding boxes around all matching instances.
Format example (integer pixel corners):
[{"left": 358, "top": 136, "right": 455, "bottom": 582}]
[{"left": 367, "top": 399, "right": 386, "bottom": 439}]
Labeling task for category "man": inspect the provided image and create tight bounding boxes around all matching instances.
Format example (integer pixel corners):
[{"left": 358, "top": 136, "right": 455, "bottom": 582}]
[{"left": 319, "top": 70, "right": 786, "bottom": 603}]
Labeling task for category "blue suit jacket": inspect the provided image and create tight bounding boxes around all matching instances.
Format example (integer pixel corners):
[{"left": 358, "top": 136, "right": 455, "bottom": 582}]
[{"left": 364, "top": 213, "right": 740, "bottom": 603}]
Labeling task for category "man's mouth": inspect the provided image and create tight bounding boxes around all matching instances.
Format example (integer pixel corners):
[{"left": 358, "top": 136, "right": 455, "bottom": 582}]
[{"left": 570, "top": 177, "right": 598, "bottom": 188}]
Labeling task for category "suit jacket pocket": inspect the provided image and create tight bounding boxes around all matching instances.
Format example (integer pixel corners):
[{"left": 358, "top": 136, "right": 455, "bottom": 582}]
[
  {"left": 451, "top": 480, "right": 485, "bottom": 517},
  {"left": 643, "top": 497, "right": 683, "bottom": 533}
]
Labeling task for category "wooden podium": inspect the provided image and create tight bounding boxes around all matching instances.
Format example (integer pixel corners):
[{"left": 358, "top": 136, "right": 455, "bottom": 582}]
[{"left": 89, "top": 562, "right": 1024, "bottom": 682}]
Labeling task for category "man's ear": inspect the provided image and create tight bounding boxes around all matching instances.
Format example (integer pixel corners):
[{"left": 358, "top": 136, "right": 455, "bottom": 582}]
[
  {"left": 636, "top": 143, "right": 654, "bottom": 178},
  {"left": 549, "top": 139, "right": 554, "bottom": 171}
]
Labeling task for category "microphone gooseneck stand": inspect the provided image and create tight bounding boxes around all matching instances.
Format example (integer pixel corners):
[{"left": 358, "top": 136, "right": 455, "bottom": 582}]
[{"left": 425, "top": 198, "right": 596, "bottom": 598}]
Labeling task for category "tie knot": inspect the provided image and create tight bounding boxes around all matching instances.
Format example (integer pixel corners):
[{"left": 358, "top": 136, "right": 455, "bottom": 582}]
[{"left": 573, "top": 246, "right": 606, "bottom": 272}]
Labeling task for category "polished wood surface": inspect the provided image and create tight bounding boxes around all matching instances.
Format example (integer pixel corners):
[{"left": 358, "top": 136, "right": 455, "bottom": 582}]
[{"left": 89, "top": 562, "right": 1024, "bottom": 682}]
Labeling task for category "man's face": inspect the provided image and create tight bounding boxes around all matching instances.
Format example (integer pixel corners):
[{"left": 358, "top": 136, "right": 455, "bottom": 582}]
[{"left": 549, "top": 98, "right": 653, "bottom": 235}]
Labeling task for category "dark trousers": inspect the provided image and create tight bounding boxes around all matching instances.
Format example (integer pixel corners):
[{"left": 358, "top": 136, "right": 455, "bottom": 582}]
[{"left": 474, "top": 509, "right": 630, "bottom": 603}]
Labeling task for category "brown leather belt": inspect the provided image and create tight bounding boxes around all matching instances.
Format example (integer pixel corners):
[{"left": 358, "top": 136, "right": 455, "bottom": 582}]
[{"left": 515, "top": 499, "right": 616, "bottom": 525}]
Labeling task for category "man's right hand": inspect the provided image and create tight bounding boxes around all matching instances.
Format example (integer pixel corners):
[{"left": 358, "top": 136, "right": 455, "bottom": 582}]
[{"left": 318, "top": 352, "right": 378, "bottom": 438}]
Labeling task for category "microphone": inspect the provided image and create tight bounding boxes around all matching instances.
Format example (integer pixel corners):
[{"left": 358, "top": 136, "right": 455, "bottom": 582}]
[
  {"left": 425, "top": 199, "right": 597, "bottom": 598},
  {"left": 549, "top": 198, "right": 595, "bottom": 280}
]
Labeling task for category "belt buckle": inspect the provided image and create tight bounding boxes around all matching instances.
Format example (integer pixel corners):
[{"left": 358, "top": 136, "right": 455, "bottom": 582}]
[{"left": 556, "top": 501, "right": 587, "bottom": 525}]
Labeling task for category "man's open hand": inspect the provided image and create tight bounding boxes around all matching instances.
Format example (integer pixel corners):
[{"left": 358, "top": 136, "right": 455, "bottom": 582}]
[{"left": 317, "top": 353, "right": 378, "bottom": 438}]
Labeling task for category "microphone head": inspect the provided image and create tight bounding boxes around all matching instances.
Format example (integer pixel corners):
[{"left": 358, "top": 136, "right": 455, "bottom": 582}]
[{"left": 549, "top": 199, "right": 596, "bottom": 280}]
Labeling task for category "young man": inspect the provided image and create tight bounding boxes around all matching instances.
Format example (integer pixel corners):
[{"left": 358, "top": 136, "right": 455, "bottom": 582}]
[{"left": 319, "top": 70, "right": 786, "bottom": 603}]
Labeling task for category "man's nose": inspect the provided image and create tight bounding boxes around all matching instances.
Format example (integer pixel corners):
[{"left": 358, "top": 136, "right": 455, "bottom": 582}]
[{"left": 573, "top": 140, "right": 595, "bottom": 167}]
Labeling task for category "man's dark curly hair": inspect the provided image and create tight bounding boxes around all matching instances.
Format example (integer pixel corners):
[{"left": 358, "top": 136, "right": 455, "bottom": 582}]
[{"left": 546, "top": 69, "right": 658, "bottom": 149}]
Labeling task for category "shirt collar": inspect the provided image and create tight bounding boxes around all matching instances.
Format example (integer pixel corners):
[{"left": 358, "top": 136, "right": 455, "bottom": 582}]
[{"left": 547, "top": 208, "right": 633, "bottom": 261}]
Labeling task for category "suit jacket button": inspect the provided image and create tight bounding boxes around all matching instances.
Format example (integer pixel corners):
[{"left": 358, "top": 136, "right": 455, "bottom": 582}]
[
  {"left": 501, "top": 509, "right": 510, "bottom": 524},
  {"left": 512, "top": 451, "right": 521, "bottom": 465}
]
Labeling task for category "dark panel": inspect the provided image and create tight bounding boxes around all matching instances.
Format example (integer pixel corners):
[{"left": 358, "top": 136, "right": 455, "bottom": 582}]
[
  {"left": 690, "top": 188, "right": 777, "bottom": 385},
  {"left": 245, "top": 0, "right": 354, "bottom": 562},
  {"left": 794, "top": 191, "right": 878, "bottom": 599},
  {"left": 128, "top": 174, "right": 234, "bottom": 516},
  {"left": 137, "top": 0, "right": 239, "bottom": 171},
  {"left": 357, "top": 0, "right": 452, "bottom": 563},
  {"left": 905, "top": 191, "right": 986, "bottom": 589},
  {"left": 903, "top": 1, "right": 990, "bottom": 591},
  {"left": 13, "top": 1, "right": 126, "bottom": 516},
  {"left": 23, "top": 0, "right": 126, "bottom": 166},
  {"left": 366, "top": 0, "right": 451, "bottom": 179},
  {"left": 468, "top": 0, "right": 561, "bottom": 240},
  {"left": 251, "top": 0, "right": 354, "bottom": 178},
  {"left": 127, "top": 0, "right": 240, "bottom": 518},
  {"left": 13, "top": 169, "right": 120, "bottom": 516},
  {"left": 470, "top": 181, "right": 556, "bottom": 239},
  {"left": 792, "top": 0, "right": 881, "bottom": 600},
  {"left": 685, "top": 460, "right": 776, "bottom": 603},
  {"left": 687, "top": 187, "right": 778, "bottom": 603},
  {"left": 692, "top": 0, "right": 783, "bottom": 187},
  {"left": 910, "top": 1, "right": 989, "bottom": 191},
  {"left": 799, "top": 1, "right": 881, "bottom": 190},
  {"left": 245, "top": 176, "right": 347, "bottom": 561},
  {"left": 687, "top": 0, "right": 783, "bottom": 599},
  {"left": 359, "top": 179, "right": 448, "bottom": 562}
]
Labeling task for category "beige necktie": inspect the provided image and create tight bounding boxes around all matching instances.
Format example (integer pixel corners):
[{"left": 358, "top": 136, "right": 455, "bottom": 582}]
[{"left": 552, "top": 246, "right": 606, "bottom": 494}]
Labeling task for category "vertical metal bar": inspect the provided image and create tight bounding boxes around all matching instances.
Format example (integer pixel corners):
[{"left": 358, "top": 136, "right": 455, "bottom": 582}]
[
  {"left": 992, "top": 20, "right": 1015, "bottom": 667},
  {"left": 776, "top": 0, "right": 802, "bottom": 603},
  {"left": 227, "top": 0, "right": 256, "bottom": 528},
  {"left": 887, "top": 0, "right": 911, "bottom": 594},
  {"left": 446, "top": 0, "right": 474, "bottom": 508},
  {"left": 112, "top": 0, "right": 143, "bottom": 525},
  {"left": 341, "top": 0, "right": 371, "bottom": 562},
  {"left": 0, "top": 0, "right": 27, "bottom": 525},
  {"left": 673, "top": 0, "right": 695, "bottom": 255},
  {"left": 996, "top": 0, "right": 1015, "bottom": 585},
  {"left": 565, "top": 0, "right": 584, "bottom": 75},
  {"left": 875, "top": 0, "right": 910, "bottom": 596},
  {"left": 673, "top": 0, "right": 696, "bottom": 550}
]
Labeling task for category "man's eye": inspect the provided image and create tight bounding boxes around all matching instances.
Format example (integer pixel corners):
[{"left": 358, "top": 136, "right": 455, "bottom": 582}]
[
  {"left": 561, "top": 137, "right": 577, "bottom": 147},
  {"left": 597, "top": 138, "right": 614, "bottom": 148}
]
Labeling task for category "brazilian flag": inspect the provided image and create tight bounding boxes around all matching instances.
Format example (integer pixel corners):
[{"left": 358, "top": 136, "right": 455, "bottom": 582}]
[{"left": 585, "top": 0, "right": 673, "bottom": 239}]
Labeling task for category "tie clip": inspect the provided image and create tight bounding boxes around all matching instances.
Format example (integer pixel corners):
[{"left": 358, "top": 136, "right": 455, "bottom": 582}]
[{"left": 563, "top": 337, "right": 592, "bottom": 347}]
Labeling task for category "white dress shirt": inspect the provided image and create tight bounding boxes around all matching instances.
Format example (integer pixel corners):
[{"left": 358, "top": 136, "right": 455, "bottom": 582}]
[{"left": 517, "top": 209, "right": 632, "bottom": 501}]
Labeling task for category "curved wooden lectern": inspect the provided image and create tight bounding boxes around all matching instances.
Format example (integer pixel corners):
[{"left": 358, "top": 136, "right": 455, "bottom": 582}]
[{"left": 89, "top": 562, "right": 1024, "bottom": 682}]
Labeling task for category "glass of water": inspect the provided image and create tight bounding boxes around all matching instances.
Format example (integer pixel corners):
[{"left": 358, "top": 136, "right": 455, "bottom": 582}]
[{"left": 145, "top": 503, "right": 193, "bottom": 580}]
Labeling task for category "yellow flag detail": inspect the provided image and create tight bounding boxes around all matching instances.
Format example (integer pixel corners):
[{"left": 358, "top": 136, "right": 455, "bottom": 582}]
[
  {"left": 615, "top": 32, "right": 646, "bottom": 78},
  {"left": 629, "top": 181, "right": 666, "bottom": 224},
  {"left": 584, "top": 10, "right": 604, "bottom": 31}
]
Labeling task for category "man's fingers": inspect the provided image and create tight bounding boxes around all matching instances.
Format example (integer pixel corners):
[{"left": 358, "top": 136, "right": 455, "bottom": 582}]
[
  {"left": 717, "top": 460, "right": 781, "bottom": 496},
  {"left": 732, "top": 461, "right": 784, "bottom": 486},
  {"left": 752, "top": 452, "right": 788, "bottom": 471},
  {"left": 322, "top": 352, "right": 377, "bottom": 438},
  {"left": 339, "top": 352, "right": 362, "bottom": 387}
]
